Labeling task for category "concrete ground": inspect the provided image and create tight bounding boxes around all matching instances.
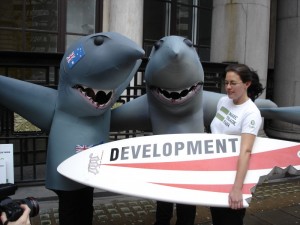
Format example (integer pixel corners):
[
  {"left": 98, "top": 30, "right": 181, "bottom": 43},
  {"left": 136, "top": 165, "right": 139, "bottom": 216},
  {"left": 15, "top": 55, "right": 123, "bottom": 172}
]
[{"left": 9, "top": 177, "right": 300, "bottom": 225}]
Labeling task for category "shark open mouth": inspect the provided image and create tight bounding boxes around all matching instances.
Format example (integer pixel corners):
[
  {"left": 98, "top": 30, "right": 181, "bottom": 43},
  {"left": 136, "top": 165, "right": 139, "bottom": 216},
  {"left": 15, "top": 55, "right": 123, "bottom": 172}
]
[
  {"left": 149, "top": 81, "right": 203, "bottom": 104},
  {"left": 73, "top": 84, "right": 113, "bottom": 108}
]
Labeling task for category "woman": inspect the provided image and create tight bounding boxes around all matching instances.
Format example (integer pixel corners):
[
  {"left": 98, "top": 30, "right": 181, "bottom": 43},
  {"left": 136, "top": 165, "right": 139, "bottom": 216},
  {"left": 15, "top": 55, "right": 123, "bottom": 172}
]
[{"left": 210, "top": 64, "right": 264, "bottom": 225}]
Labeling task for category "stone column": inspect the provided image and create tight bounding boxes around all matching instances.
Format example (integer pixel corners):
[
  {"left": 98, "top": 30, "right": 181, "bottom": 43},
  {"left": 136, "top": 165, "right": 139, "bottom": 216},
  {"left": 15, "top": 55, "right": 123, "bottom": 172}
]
[
  {"left": 210, "top": 0, "right": 271, "bottom": 97},
  {"left": 102, "top": 0, "right": 143, "bottom": 46},
  {"left": 264, "top": 0, "right": 300, "bottom": 141}
]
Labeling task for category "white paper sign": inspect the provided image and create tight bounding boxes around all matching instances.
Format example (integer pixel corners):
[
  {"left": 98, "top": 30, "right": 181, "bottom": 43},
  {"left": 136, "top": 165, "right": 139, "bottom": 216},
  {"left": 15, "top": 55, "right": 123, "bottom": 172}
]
[
  {"left": 0, "top": 160, "right": 6, "bottom": 183},
  {"left": 0, "top": 144, "right": 14, "bottom": 184}
]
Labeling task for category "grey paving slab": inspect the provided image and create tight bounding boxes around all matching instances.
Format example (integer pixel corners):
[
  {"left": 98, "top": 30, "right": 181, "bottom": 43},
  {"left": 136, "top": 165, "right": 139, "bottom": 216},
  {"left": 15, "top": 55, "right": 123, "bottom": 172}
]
[
  {"left": 254, "top": 209, "right": 300, "bottom": 225},
  {"left": 9, "top": 178, "right": 300, "bottom": 225},
  {"left": 244, "top": 214, "right": 270, "bottom": 225},
  {"left": 281, "top": 205, "right": 300, "bottom": 218}
]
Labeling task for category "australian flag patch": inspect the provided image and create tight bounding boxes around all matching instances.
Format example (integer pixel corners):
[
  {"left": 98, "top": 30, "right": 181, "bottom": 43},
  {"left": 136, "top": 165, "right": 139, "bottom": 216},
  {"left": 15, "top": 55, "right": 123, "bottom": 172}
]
[{"left": 66, "top": 44, "right": 85, "bottom": 68}]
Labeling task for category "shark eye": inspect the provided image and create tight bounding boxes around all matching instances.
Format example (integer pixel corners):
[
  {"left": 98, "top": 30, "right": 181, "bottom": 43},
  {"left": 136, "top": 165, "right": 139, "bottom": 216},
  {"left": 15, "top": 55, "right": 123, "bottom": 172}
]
[
  {"left": 94, "top": 36, "right": 105, "bottom": 46},
  {"left": 184, "top": 39, "right": 193, "bottom": 47},
  {"left": 154, "top": 40, "right": 163, "bottom": 50}
]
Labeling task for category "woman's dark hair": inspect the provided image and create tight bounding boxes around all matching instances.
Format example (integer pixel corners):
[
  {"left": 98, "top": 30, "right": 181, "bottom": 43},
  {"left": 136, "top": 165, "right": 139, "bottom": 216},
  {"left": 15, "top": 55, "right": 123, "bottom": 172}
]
[{"left": 225, "top": 64, "right": 264, "bottom": 101}]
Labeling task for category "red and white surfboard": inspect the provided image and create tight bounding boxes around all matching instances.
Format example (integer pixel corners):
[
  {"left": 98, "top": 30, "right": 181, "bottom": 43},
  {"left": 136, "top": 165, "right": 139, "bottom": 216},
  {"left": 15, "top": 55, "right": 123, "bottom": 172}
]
[{"left": 57, "top": 133, "right": 300, "bottom": 207}]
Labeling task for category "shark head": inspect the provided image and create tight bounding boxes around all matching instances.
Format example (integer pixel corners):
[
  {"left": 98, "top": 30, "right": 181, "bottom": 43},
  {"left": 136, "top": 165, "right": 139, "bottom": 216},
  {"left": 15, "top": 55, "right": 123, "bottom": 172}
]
[
  {"left": 57, "top": 32, "right": 144, "bottom": 116},
  {"left": 145, "top": 36, "right": 204, "bottom": 107}
]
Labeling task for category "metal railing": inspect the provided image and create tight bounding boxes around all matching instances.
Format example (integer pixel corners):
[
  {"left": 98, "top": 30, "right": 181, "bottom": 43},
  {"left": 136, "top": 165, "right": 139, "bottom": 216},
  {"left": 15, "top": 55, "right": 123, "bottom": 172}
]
[{"left": 0, "top": 51, "right": 226, "bottom": 185}]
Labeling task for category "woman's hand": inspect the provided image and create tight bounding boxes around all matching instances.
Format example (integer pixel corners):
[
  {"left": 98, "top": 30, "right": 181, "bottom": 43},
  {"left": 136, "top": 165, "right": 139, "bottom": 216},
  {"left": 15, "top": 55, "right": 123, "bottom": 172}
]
[
  {"left": 1, "top": 204, "right": 31, "bottom": 225},
  {"left": 228, "top": 188, "right": 243, "bottom": 209}
]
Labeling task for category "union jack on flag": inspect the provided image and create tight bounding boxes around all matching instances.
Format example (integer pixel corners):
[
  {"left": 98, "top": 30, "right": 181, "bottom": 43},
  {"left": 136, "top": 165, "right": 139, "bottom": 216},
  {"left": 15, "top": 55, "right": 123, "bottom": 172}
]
[
  {"left": 75, "top": 144, "right": 93, "bottom": 153},
  {"left": 66, "top": 51, "right": 75, "bottom": 63},
  {"left": 66, "top": 44, "right": 86, "bottom": 69}
]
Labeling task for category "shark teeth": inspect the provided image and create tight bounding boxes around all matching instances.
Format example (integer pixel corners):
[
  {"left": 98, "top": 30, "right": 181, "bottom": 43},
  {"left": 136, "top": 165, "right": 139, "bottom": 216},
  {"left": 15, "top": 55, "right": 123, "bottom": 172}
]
[
  {"left": 150, "top": 81, "right": 203, "bottom": 104},
  {"left": 73, "top": 84, "right": 113, "bottom": 108}
]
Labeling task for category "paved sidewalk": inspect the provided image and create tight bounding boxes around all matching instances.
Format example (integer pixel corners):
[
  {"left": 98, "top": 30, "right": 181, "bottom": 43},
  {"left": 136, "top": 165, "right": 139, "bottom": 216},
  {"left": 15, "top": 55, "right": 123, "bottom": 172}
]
[{"left": 10, "top": 178, "right": 300, "bottom": 225}]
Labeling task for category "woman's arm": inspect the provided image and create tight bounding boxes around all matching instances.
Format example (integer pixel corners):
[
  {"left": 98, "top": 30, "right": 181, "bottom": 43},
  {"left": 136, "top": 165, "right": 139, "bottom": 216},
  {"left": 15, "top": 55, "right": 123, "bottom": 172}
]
[{"left": 229, "top": 133, "right": 256, "bottom": 209}]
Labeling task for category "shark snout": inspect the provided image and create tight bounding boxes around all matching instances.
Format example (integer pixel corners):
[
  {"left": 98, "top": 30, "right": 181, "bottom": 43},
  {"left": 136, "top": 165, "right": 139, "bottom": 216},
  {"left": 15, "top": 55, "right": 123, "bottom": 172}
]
[{"left": 136, "top": 46, "right": 145, "bottom": 58}]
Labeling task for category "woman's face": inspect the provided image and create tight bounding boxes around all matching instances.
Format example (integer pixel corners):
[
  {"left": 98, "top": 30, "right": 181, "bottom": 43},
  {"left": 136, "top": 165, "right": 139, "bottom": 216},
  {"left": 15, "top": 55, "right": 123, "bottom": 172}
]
[{"left": 225, "top": 71, "right": 250, "bottom": 104}]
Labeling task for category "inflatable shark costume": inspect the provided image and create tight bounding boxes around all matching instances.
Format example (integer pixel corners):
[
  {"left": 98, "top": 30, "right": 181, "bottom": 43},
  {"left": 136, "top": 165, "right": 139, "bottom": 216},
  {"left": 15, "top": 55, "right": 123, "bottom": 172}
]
[
  {"left": 114, "top": 35, "right": 204, "bottom": 225},
  {"left": 145, "top": 36, "right": 204, "bottom": 225},
  {"left": 0, "top": 32, "right": 144, "bottom": 225}
]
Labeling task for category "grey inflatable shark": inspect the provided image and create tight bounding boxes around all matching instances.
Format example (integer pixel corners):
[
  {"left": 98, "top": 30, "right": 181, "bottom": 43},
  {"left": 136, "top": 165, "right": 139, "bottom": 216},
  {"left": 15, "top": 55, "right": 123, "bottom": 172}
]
[
  {"left": 129, "top": 35, "right": 205, "bottom": 225},
  {"left": 144, "top": 36, "right": 205, "bottom": 134},
  {"left": 110, "top": 36, "right": 206, "bottom": 132},
  {"left": 110, "top": 35, "right": 210, "bottom": 131},
  {"left": 0, "top": 32, "right": 145, "bottom": 190},
  {"left": 111, "top": 35, "right": 300, "bottom": 132}
]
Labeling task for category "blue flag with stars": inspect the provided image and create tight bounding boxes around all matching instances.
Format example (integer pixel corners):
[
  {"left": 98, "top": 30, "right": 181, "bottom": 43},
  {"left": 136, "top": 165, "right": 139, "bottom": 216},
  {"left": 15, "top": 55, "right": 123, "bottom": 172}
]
[{"left": 66, "top": 44, "right": 85, "bottom": 69}]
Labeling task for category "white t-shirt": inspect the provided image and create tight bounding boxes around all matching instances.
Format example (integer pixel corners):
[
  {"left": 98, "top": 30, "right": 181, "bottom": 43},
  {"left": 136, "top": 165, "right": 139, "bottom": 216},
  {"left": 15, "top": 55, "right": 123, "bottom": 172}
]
[{"left": 210, "top": 96, "right": 262, "bottom": 135}]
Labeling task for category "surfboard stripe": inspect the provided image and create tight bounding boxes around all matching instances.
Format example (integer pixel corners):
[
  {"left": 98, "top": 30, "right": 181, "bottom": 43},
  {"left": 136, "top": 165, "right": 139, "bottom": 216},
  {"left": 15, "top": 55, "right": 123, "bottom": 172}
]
[
  {"left": 104, "top": 145, "right": 300, "bottom": 171},
  {"left": 151, "top": 182, "right": 255, "bottom": 194}
]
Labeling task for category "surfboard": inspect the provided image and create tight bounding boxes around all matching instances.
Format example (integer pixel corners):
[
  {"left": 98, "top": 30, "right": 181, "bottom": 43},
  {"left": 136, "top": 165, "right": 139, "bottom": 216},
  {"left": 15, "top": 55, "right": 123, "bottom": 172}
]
[{"left": 57, "top": 133, "right": 300, "bottom": 207}]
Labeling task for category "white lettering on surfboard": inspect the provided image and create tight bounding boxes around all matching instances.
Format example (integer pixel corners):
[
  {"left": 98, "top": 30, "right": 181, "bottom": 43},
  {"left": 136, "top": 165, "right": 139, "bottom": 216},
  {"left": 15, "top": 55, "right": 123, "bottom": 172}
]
[{"left": 110, "top": 138, "right": 238, "bottom": 161}]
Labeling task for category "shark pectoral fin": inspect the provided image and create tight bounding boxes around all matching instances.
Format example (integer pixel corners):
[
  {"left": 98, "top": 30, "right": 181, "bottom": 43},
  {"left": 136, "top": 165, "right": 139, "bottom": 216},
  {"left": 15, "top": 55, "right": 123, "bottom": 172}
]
[
  {"left": 259, "top": 106, "right": 300, "bottom": 125},
  {"left": 0, "top": 76, "right": 57, "bottom": 131},
  {"left": 203, "top": 91, "right": 224, "bottom": 128},
  {"left": 110, "top": 94, "right": 152, "bottom": 131}
]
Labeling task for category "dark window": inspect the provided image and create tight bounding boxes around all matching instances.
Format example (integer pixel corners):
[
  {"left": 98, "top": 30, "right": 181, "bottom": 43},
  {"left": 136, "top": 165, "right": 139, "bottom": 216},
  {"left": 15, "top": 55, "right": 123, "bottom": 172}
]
[
  {"left": 0, "top": 0, "right": 103, "bottom": 53},
  {"left": 143, "top": 0, "right": 167, "bottom": 55},
  {"left": 0, "top": 0, "right": 58, "bottom": 52},
  {"left": 143, "top": 0, "right": 212, "bottom": 60}
]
